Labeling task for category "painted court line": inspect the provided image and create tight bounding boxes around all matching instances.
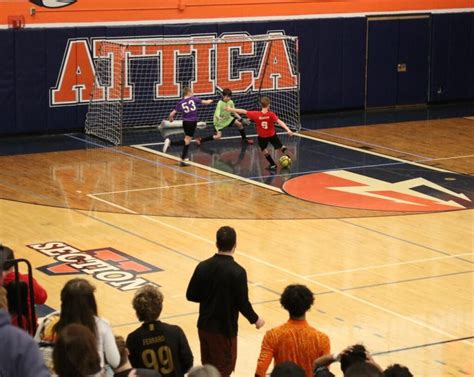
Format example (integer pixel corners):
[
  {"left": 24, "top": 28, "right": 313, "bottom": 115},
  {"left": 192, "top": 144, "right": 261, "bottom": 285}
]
[
  {"left": 86, "top": 193, "right": 474, "bottom": 346},
  {"left": 310, "top": 128, "right": 431, "bottom": 159},
  {"left": 66, "top": 134, "right": 212, "bottom": 182},
  {"left": 92, "top": 181, "right": 214, "bottom": 196},
  {"left": 297, "top": 132, "right": 453, "bottom": 173},
  {"left": 132, "top": 144, "right": 284, "bottom": 193},
  {"left": 373, "top": 336, "right": 474, "bottom": 356},
  {"left": 305, "top": 252, "right": 474, "bottom": 277}
]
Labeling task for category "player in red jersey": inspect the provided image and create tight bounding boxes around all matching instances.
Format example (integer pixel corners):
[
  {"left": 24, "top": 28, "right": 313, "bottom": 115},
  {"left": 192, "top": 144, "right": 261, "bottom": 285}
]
[{"left": 226, "top": 96, "right": 293, "bottom": 170}]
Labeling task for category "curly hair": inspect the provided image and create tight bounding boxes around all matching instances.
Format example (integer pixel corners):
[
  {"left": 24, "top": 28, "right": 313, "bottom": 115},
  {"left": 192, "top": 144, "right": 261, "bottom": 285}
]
[
  {"left": 133, "top": 285, "right": 163, "bottom": 322},
  {"left": 383, "top": 364, "right": 413, "bottom": 377},
  {"left": 280, "top": 284, "right": 314, "bottom": 318},
  {"left": 340, "top": 344, "right": 368, "bottom": 373}
]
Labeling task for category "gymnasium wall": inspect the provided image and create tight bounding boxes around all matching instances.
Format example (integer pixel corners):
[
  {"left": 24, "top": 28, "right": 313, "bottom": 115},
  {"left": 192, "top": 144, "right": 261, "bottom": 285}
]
[{"left": 0, "top": 1, "right": 473, "bottom": 135}]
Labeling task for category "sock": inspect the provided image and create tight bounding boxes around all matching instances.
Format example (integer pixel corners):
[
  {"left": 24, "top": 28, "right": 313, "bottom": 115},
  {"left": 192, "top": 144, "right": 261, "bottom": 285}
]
[
  {"left": 172, "top": 140, "right": 185, "bottom": 146},
  {"left": 265, "top": 154, "right": 276, "bottom": 166},
  {"left": 181, "top": 144, "right": 190, "bottom": 160},
  {"left": 281, "top": 146, "right": 288, "bottom": 154},
  {"left": 238, "top": 128, "right": 248, "bottom": 140}
]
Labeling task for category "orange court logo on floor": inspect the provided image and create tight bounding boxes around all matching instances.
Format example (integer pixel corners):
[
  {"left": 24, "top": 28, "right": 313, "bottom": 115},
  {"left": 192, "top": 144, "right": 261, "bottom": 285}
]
[{"left": 283, "top": 169, "right": 473, "bottom": 212}]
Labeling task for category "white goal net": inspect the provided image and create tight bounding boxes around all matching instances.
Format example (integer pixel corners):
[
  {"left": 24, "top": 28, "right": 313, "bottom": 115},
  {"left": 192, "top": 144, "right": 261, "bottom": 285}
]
[{"left": 85, "top": 34, "right": 300, "bottom": 145}]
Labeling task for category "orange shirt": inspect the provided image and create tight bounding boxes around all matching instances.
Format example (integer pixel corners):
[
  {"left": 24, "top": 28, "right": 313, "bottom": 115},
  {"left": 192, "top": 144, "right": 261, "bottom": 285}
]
[{"left": 255, "top": 319, "right": 331, "bottom": 377}]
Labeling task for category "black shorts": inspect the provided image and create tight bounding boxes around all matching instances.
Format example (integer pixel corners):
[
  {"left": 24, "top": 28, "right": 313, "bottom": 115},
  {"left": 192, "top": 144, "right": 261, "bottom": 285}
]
[
  {"left": 183, "top": 120, "right": 198, "bottom": 137},
  {"left": 258, "top": 134, "right": 283, "bottom": 151}
]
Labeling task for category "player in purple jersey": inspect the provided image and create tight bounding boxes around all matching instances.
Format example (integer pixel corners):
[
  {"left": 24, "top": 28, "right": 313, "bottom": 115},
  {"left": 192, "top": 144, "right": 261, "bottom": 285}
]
[{"left": 163, "top": 87, "right": 213, "bottom": 166}]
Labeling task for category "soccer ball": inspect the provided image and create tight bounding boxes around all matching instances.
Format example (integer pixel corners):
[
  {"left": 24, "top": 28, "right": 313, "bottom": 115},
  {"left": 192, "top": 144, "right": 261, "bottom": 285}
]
[{"left": 279, "top": 155, "right": 292, "bottom": 168}]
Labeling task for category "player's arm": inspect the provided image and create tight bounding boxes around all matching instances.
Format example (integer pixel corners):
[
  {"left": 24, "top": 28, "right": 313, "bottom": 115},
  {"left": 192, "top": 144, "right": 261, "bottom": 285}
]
[
  {"left": 202, "top": 99, "right": 213, "bottom": 105},
  {"left": 277, "top": 118, "right": 294, "bottom": 136},
  {"left": 255, "top": 332, "right": 274, "bottom": 377},
  {"left": 225, "top": 106, "right": 247, "bottom": 115},
  {"left": 186, "top": 266, "right": 204, "bottom": 303},
  {"left": 169, "top": 109, "right": 177, "bottom": 122},
  {"left": 229, "top": 101, "right": 243, "bottom": 121}
]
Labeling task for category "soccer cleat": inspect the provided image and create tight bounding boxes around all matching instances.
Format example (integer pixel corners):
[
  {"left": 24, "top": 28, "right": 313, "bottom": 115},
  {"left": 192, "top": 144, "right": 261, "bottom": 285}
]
[
  {"left": 195, "top": 137, "right": 202, "bottom": 146},
  {"left": 266, "top": 164, "right": 277, "bottom": 170},
  {"left": 244, "top": 138, "right": 254, "bottom": 145},
  {"left": 163, "top": 138, "right": 171, "bottom": 153}
]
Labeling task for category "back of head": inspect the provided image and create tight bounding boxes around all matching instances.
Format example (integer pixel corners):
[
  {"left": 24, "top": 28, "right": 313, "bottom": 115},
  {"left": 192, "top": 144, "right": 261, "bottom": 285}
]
[
  {"left": 133, "top": 284, "right": 163, "bottom": 322},
  {"left": 260, "top": 96, "right": 271, "bottom": 109},
  {"left": 187, "top": 364, "right": 221, "bottom": 377},
  {"left": 340, "top": 345, "right": 368, "bottom": 373},
  {"left": 0, "top": 245, "right": 15, "bottom": 271},
  {"left": 183, "top": 87, "right": 193, "bottom": 96},
  {"left": 345, "top": 362, "right": 382, "bottom": 377},
  {"left": 115, "top": 335, "right": 128, "bottom": 369},
  {"left": 383, "top": 364, "right": 413, "bottom": 377},
  {"left": 53, "top": 323, "right": 101, "bottom": 377},
  {"left": 270, "top": 361, "right": 306, "bottom": 377},
  {"left": 216, "top": 226, "right": 236, "bottom": 252},
  {"left": 55, "top": 278, "right": 98, "bottom": 336},
  {"left": 280, "top": 284, "right": 314, "bottom": 318}
]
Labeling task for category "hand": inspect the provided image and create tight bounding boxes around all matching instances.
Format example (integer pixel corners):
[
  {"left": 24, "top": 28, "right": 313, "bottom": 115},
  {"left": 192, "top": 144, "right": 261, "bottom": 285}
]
[
  {"left": 169, "top": 117, "right": 174, "bottom": 122},
  {"left": 255, "top": 317, "right": 265, "bottom": 329},
  {"left": 224, "top": 105, "right": 231, "bottom": 111},
  {"left": 366, "top": 351, "right": 383, "bottom": 372},
  {"left": 287, "top": 129, "right": 294, "bottom": 136}
]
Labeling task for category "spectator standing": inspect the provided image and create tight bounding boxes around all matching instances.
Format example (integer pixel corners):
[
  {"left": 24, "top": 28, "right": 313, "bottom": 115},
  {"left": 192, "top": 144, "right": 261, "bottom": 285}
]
[
  {"left": 186, "top": 226, "right": 265, "bottom": 377},
  {"left": 255, "top": 284, "right": 330, "bottom": 377}
]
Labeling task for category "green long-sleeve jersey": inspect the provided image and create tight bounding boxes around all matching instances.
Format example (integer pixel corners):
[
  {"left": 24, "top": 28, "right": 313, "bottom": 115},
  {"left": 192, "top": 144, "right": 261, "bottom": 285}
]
[{"left": 213, "top": 99, "right": 236, "bottom": 130}]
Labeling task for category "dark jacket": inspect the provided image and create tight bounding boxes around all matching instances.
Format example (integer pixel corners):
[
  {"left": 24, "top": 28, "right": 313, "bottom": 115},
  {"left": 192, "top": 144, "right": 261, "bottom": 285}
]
[{"left": 186, "top": 253, "right": 258, "bottom": 337}]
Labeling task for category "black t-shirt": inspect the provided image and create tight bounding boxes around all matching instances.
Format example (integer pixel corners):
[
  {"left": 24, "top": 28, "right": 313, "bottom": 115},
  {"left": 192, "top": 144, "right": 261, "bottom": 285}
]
[{"left": 126, "top": 321, "right": 193, "bottom": 377}]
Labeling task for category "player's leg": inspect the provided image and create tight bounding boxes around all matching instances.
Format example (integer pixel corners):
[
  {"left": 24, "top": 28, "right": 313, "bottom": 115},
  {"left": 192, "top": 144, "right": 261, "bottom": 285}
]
[
  {"left": 233, "top": 119, "right": 253, "bottom": 144},
  {"left": 180, "top": 121, "right": 197, "bottom": 164},
  {"left": 258, "top": 137, "right": 276, "bottom": 170},
  {"left": 198, "top": 329, "right": 236, "bottom": 377},
  {"left": 271, "top": 135, "right": 292, "bottom": 158},
  {"left": 197, "top": 128, "right": 221, "bottom": 144}
]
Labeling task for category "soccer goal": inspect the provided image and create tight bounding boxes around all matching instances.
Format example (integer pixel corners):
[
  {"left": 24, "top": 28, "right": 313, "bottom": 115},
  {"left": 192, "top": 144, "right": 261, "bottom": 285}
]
[{"left": 85, "top": 34, "right": 300, "bottom": 145}]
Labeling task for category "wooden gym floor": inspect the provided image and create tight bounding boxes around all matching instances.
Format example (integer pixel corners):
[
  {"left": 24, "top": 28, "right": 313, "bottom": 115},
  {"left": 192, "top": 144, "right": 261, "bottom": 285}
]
[{"left": 0, "top": 113, "right": 473, "bottom": 376}]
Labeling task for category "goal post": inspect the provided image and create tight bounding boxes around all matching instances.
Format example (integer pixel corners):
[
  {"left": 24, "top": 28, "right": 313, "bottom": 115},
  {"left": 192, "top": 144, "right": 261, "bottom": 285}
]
[{"left": 85, "top": 34, "right": 300, "bottom": 145}]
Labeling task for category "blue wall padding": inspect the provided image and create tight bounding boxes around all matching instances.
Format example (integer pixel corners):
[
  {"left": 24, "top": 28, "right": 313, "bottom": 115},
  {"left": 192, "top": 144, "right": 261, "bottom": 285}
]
[
  {"left": 430, "top": 13, "right": 474, "bottom": 102},
  {"left": 366, "top": 19, "right": 399, "bottom": 107},
  {"left": 397, "top": 18, "right": 429, "bottom": 104},
  {"left": 0, "top": 13, "right": 472, "bottom": 135},
  {"left": 0, "top": 30, "right": 15, "bottom": 133}
]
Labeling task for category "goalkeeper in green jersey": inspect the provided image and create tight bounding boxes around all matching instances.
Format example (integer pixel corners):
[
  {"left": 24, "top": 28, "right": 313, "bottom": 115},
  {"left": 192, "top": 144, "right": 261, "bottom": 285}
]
[{"left": 196, "top": 88, "right": 254, "bottom": 145}]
